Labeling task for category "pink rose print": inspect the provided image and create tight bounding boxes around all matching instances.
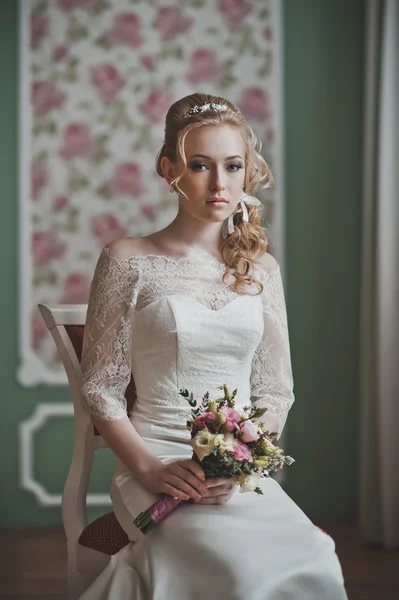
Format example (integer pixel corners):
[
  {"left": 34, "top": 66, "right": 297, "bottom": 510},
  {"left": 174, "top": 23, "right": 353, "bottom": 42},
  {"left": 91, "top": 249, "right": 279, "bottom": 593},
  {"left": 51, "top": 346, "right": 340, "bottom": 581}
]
[
  {"left": 239, "top": 87, "right": 271, "bottom": 122},
  {"left": 91, "top": 214, "right": 128, "bottom": 247},
  {"left": 195, "top": 412, "right": 218, "bottom": 430},
  {"left": 53, "top": 195, "right": 69, "bottom": 211},
  {"left": 217, "top": 0, "right": 254, "bottom": 27},
  {"left": 32, "top": 231, "right": 67, "bottom": 266},
  {"left": 263, "top": 25, "right": 273, "bottom": 42},
  {"left": 31, "top": 15, "right": 49, "bottom": 50},
  {"left": 31, "top": 164, "right": 48, "bottom": 200},
  {"left": 220, "top": 406, "right": 241, "bottom": 432},
  {"left": 154, "top": 6, "right": 193, "bottom": 41},
  {"left": 239, "top": 420, "right": 258, "bottom": 443},
  {"left": 140, "top": 54, "right": 156, "bottom": 71},
  {"left": 60, "top": 273, "right": 91, "bottom": 303},
  {"left": 52, "top": 44, "right": 69, "bottom": 62},
  {"left": 141, "top": 205, "right": 158, "bottom": 221},
  {"left": 31, "top": 81, "right": 67, "bottom": 117},
  {"left": 90, "top": 64, "right": 126, "bottom": 104},
  {"left": 59, "top": 123, "right": 95, "bottom": 160},
  {"left": 234, "top": 440, "right": 253, "bottom": 462},
  {"left": 186, "top": 49, "right": 224, "bottom": 84},
  {"left": 106, "top": 12, "right": 144, "bottom": 48},
  {"left": 108, "top": 162, "right": 146, "bottom": 198},
  {"left": 31, "top": 313, "right": 48, "bottom": 351},
  {"left": 58, "top": 0, "right": 96, "bottom": 12},
  {"left": 138, "top": 89, "right": 174, "bottom": 124}
]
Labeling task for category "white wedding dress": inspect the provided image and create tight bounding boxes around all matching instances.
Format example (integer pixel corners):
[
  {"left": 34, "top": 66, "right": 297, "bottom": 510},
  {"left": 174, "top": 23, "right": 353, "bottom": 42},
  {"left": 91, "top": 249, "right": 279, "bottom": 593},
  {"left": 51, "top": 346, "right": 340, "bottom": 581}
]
[{"left": 79, "top": 247, "right": 347, "bottom": 600}]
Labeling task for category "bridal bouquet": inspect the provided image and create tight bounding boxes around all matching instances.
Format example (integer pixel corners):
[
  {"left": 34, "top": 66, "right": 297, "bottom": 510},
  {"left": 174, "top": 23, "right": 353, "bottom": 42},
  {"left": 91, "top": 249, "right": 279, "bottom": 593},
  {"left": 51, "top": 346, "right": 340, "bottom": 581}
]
[{"left": 133, "top": 385, "right": 294, "bottom": 534}]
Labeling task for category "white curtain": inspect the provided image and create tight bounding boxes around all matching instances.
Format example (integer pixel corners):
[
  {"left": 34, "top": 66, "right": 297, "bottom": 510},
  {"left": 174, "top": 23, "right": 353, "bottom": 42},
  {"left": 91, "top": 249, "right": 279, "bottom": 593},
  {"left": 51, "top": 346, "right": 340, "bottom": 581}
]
[{"left": 359, "top": 0, "right": 399, "bottom": 549}]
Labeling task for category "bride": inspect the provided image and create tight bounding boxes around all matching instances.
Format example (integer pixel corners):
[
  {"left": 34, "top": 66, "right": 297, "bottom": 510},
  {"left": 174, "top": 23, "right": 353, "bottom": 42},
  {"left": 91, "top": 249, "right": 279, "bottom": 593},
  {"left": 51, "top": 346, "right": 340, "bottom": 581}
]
[{"left": 79, "top": 92, "right": 348, "bottom": 599}]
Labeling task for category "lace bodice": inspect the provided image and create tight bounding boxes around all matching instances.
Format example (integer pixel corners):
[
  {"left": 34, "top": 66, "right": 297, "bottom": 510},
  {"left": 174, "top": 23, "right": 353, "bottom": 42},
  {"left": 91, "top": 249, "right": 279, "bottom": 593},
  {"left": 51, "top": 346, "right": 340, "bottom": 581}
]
[{"left": 81, "top": 247, "right": 295, "bottom": 439}]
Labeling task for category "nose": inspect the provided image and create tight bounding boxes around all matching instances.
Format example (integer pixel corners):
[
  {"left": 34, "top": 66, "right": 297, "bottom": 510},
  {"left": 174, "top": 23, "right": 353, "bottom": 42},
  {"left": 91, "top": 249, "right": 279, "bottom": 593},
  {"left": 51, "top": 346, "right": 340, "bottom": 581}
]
[{"left": 209, "top": 166, "right": 226, "bottom": 193}]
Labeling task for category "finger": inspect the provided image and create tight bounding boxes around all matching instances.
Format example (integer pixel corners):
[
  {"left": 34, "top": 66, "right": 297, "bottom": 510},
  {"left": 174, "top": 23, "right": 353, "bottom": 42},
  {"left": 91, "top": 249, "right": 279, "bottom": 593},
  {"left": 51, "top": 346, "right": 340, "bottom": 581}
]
[
  {"left": 180, "top": 459, "right": 205, "bottom": 481},
  {"left": 204, "top": 483, "right": 232, "bottom": 497},
  {"left": 205, "top": 478, "right": 234, "bottom": 489},
  {"left": 196, "top": 494, "right": 231, "bottom": 505},
  {"left": 163, "top": 483, "right": 190, "bottom": 501},
  {"left": 174, "top": 466, "right": 208, "bottom": 496},
  {"left": 167, "top": 474, "right": 202, "bottom": 501}
]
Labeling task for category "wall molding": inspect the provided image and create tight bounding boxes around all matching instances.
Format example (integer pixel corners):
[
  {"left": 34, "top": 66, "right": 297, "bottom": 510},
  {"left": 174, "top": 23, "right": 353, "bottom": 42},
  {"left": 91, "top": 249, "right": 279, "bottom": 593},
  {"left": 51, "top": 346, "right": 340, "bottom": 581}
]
[{"left": 19, "top": 403, "right": 111, "bottom": 506}]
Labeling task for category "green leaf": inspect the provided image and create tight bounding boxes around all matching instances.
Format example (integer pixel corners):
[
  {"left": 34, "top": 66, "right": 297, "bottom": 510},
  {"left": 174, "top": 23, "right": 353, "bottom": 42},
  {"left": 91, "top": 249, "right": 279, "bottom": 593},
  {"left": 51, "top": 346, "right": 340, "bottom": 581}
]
[
  {"left": 95, "top": 34, "right": 112, "bottom": 51},
  {"left": 88, "top": 0, "right": 112, "bottom": 16},
  {"left": 67, "top": 17, "right": 89, "bottom": 44}
]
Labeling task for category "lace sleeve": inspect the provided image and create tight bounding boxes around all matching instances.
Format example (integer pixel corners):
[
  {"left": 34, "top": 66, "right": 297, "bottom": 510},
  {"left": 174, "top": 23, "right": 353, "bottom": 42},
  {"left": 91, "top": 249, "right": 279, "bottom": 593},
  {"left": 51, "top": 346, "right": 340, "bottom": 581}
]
[
  {"left": 250, "top": 261, "right": 295, "bottom": 439},
  {"left": 81, "top": 247, "right": 139, "bottom": 421}
]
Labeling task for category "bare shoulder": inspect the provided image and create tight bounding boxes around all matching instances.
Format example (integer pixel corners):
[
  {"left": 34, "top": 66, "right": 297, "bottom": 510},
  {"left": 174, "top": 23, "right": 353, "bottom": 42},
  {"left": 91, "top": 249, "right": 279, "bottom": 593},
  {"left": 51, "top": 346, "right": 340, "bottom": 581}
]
[
  {"left": 254, "top": 252, "right": 280, "bottom": 275},
  {"left": 105, "top": 237, "right": 151, "bottom": 259}
]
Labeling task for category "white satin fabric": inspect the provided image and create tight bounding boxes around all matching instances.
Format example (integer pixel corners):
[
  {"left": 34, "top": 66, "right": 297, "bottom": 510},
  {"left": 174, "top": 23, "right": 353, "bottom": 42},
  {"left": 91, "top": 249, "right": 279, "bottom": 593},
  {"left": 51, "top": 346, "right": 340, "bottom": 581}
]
[{"left": 79, "top": 248, "right": 347, "bottom": 599}]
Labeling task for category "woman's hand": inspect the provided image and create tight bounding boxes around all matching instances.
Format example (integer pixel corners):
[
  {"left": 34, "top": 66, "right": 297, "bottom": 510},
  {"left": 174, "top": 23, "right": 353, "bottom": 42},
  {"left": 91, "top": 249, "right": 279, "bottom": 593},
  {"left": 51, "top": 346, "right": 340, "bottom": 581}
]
[
  {"left": 194, "top": 478, "right": 237, "bottom": 505},
  {"left": 138, "top": 459, "right": 208, "bottom": 502}
]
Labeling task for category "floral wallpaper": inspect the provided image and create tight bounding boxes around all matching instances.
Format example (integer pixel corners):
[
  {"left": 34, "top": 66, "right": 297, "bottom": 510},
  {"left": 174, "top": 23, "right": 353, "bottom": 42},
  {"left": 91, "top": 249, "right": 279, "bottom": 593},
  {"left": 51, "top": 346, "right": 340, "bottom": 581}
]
[{"left": 21, "top": 0, "right": 282, "bottom": 384}]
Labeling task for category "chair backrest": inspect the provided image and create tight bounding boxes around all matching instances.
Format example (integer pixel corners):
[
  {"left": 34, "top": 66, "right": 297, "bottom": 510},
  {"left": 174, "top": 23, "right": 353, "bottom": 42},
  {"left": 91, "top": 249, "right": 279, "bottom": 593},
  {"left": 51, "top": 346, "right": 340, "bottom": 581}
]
[{"left": 37, "top": 304, "right": 136, "bottom": 543}]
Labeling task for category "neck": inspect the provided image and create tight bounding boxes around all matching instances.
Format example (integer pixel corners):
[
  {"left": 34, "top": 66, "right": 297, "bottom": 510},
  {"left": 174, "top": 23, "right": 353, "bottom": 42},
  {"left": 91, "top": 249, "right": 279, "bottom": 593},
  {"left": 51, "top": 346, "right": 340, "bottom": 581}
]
[{"left": 162, "top": 210, "right": 225, "bottom": 257}]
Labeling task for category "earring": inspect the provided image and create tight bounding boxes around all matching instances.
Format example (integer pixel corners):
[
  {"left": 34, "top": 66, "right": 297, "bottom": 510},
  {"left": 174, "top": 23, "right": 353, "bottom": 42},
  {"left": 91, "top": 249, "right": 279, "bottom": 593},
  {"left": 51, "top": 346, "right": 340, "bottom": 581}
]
[{"left": 169, "top": 185, "right": 175, "bottom": 193}]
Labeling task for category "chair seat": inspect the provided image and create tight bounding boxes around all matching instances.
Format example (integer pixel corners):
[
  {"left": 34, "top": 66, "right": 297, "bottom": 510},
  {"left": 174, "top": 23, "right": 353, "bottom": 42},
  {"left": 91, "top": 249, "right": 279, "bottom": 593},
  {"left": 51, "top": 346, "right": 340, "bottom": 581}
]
[{"left": 78, "top": 511, "right": 129, "bottom": 555}]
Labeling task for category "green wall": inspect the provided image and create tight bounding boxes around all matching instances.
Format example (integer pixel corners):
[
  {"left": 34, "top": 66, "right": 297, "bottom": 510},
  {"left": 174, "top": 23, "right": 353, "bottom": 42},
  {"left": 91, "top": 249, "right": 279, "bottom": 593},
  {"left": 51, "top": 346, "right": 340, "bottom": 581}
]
[{"left": 0, "top": 0, "right": 364, "bottom": 527}]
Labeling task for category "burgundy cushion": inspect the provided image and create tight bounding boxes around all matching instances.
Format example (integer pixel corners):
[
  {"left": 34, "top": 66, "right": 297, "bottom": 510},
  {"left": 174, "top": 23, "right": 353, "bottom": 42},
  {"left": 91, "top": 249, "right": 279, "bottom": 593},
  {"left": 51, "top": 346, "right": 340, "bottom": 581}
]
[
  {"left": 65, "top": 325, "right": 137, "bottom": 434},
  {"left": 78, "top": 511, "right": 129, "bottom": 555}
]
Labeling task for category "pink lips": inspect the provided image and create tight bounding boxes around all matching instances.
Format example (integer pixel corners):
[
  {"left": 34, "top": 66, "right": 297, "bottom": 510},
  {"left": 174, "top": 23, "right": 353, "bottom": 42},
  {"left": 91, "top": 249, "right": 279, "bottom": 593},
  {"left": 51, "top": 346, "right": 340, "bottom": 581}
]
[{"left": 206, "top": 197, "right": 229, "bottom": 203}]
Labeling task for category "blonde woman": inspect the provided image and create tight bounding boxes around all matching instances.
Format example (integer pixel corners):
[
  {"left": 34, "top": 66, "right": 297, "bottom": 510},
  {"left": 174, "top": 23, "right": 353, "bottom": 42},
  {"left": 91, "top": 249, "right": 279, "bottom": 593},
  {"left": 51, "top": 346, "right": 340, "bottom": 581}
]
[{"left": 79, "top": 93, "right": 347, "bottom": 599}]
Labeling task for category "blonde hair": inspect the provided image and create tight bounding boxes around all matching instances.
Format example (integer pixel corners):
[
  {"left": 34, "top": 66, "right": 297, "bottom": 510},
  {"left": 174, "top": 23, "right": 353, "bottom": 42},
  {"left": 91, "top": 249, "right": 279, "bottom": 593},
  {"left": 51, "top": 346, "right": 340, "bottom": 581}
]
[{"left": 156, "top": 92, "right": 274, "bottom": 294}]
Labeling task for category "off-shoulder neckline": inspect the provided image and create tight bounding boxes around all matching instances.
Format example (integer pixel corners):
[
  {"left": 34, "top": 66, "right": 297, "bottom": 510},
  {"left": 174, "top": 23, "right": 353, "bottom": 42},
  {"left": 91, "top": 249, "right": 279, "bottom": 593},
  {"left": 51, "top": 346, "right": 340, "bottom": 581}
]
[{"left": 102, "top": 247, "right": 280, "bottom": 275}]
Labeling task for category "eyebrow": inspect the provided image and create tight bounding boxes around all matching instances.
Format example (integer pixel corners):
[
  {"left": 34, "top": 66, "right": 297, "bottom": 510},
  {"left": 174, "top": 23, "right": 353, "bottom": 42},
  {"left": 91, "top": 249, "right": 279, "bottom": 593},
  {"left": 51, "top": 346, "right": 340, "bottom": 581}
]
[{"left": 188, "top": 154, "right": 243, "bottom": 161}]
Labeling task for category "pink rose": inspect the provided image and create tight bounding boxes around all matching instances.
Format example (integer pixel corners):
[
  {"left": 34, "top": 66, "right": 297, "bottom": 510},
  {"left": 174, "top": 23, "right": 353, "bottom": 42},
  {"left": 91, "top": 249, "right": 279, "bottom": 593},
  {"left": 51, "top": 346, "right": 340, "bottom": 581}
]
[
  {"left": 220, "top": 406, "right": 241, "bottom": 432},
  {"left": 138, "top": 89, "right": 174, "bottom": 124},
  {"left": 52, "top": 44, "right": 69, "bottom": 62},
  {"left": 108, "top": 162, "right": 146, "bottom": 198},
  {"left": 53, "top": 195, "right": 69, "bottom": 211},
  {"left": 31, "top": 15, "right": 48, "bottom": 50},
  {"left": 60, "top": 273, "right": 91, "bottom": 303},
  {"left": 263, "top": 26, "right": 273, "bottom": 42},
  {"left": 32, "top": 231, "right": 67, "bottom": 266},
  {"left": 239, "top": 420, "right": 258, "bottom": 443},
  {"left": 234, "top": 440, "right": 253, "bottom": 462},
  {"left": 59, "top": 123, "right": 95, "bottom": 160},
  {"left": 106, "top": 12, "right": 144, "bottom": 48},
  {"left": 239, "top": 87, "right": 271, "bottom": 122},
  {"left": 91, "top": 213, "right": 128, "bottom": 247},
  {"left": 217, "top": 0, "right": 254, "bottom": 27},
  {"left": 31, "top": 164, "right": 48, "bottom": 200},
  {"left": 140, "top": 54, "right": 156, "bottom": 71},
  {"left": 186, "top": 49, "right": 224, "bottom": 84},
  {"left": 141, "top": 205, "right": 157, "bottom": 221},
  {"left": 91, "top": 64, "right": 126, "bottom": 104},
  {"left": 154, "top": 7, "right": 193, "bottom": 41},
  {"left": 195, "top": 412, "right": 218, "bottom": 430},
  {"left": 31, "top": 81, "right": 67, "bottom": 117},
  {"left": 31, "top": 313, "right": 48, "bottom": 351},
  {"left": 58, "top": 0, "right": 96, "bottom": 12}
]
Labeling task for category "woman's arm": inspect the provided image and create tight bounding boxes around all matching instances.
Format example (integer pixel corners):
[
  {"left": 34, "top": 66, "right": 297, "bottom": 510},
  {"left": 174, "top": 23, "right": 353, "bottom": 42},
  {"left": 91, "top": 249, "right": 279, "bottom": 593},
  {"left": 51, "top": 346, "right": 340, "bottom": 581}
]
[
  {"left": 250, "top": 254, "right": 295, "bottom": 439},
  {"left": 81, "top": 241, "right": 207, "bottom": 501}
]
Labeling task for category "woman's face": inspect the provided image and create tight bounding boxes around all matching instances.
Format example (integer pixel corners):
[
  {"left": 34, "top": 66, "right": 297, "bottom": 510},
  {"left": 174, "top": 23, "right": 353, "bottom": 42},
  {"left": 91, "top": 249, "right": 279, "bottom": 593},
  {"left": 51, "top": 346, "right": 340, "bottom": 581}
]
[{"left": 171, "top": 125, "right": 246, "bottom": 224}]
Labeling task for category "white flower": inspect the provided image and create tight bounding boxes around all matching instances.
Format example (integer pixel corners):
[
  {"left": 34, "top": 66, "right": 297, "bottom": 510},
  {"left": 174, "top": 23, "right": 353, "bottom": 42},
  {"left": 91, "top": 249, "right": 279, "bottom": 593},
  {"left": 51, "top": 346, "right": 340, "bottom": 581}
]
[
  {"left": 214, "top": 433, "right": 237, "bottom": 453},
  {"left": 238, "top": 473, "right": 261, "bottom": 493},
  {"left": 190, "top": 427, "right": 216, "bottom": 461}
]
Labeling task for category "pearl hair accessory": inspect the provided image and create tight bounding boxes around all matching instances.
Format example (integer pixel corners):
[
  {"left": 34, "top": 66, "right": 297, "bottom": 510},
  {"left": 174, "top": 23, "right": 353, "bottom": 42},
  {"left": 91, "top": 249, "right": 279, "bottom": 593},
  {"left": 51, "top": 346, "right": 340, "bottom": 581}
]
[
  {"left": 227, "top": 193, "right": 262, "bottom": 235},
  {"left": 184, "top": 103, "right": 229, "bottom": 118}
]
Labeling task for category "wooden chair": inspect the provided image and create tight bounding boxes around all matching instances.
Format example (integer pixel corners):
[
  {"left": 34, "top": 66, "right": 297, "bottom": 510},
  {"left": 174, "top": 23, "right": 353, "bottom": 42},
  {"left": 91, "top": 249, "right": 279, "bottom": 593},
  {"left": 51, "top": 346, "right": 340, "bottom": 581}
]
[{"left": 38, "top": 304, "right": 137, "bottom": 600}]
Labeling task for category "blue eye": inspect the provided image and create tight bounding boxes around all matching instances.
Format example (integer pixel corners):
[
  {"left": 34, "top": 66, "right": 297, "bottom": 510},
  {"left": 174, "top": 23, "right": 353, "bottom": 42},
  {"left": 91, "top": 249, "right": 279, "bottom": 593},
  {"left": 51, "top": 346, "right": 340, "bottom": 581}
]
[
  {"left": 190, "top": 162, "right": 207, "bottom": 172},
  {"left": 227, "top": 164, "right": 244, "bottom": 172}
]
